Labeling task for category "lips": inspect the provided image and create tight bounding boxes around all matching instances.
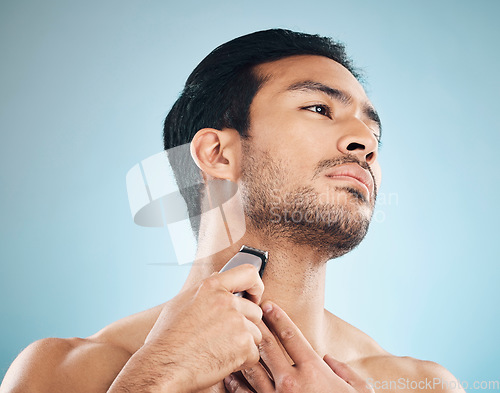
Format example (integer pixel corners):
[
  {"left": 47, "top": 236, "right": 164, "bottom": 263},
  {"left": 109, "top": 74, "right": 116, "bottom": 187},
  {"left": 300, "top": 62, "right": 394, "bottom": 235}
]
[{"left": 324, "top": 163, "right": 374, "bottom": 197}]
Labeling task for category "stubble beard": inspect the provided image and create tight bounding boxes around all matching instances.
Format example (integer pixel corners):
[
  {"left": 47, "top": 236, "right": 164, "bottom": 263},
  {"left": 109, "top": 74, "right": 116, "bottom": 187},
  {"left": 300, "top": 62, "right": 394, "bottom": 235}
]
[{"left": 240, "top": 143, "right": 377, "bottom": 260}]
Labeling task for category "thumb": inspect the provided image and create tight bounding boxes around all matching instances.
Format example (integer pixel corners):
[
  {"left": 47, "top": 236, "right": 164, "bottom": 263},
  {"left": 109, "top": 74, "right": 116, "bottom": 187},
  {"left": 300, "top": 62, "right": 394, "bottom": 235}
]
[{"left": 217, "top": 264, "right": 264, "bottom": 303}]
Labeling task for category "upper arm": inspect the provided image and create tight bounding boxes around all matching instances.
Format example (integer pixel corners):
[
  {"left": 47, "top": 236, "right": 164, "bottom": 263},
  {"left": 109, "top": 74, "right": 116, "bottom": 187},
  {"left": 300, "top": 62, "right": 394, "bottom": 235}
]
[
  {"left": 1, "top": 338, "right": 71, "bottom": 393},
  {"left": 415, "top": 360, "right": 466, "bottom": 393},
  {"left": 0, "top": 337, "right": 132, "bottom": 393},
  {"left": 356, "top": 355, "right": 465, "bottom": 393}
]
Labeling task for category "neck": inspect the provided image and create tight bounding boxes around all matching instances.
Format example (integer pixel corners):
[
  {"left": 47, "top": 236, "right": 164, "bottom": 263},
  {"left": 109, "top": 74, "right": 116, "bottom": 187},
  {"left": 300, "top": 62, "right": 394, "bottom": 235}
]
[
  {"left": 184, "top": 227, "right": 329, "bottom": 355},
  {"left": 259, "top": 239, "right": 328, "bottom": 355}
]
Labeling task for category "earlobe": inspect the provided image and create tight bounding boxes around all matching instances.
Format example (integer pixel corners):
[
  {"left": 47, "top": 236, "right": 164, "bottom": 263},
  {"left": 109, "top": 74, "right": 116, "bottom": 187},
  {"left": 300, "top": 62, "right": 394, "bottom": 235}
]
[{"left": 190, "top": 128, "right": 241, "bottom": 182}]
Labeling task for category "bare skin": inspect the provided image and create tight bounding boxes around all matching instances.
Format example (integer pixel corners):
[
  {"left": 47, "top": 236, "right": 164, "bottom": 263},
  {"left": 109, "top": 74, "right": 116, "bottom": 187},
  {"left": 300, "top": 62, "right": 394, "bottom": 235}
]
[
  {"left": 0, "top": 299, "right": 462, "bottom": 393},
  {"left": 0, "top": 55, "right": 464, "bottom": 393}
]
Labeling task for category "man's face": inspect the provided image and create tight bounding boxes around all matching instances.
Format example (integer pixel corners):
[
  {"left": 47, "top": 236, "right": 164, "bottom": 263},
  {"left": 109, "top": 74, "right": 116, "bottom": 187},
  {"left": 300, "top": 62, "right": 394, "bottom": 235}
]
[{"left": 239, "top": 55, "right": 382, "bottom": 259}]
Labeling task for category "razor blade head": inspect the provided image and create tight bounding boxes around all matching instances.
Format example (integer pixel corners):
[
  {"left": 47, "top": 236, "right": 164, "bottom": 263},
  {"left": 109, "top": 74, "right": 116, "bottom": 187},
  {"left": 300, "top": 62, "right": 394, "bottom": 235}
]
[{"left": 218, "top": 245, "right": 269, "bottom": 297}]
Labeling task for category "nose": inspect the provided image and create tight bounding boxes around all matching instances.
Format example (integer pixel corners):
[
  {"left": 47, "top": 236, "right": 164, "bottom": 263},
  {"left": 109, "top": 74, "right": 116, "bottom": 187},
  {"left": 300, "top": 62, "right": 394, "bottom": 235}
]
[{"left": 336, "top": 119, "right": 379, "bottom": 165}]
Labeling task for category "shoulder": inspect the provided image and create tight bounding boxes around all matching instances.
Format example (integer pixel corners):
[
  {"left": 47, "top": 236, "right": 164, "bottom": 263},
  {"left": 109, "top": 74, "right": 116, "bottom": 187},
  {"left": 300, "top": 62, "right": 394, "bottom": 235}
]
[
  {"left": 323, "top": 309, "right": 390, "bottom": 361},
  {"left": 0, "top": 305, "right": 164, "bottom": 393},
  {"left": 0, "top": 336, "right": 132, "bottom": 393},
  {"left": 322, "top": 311, "right": 463, "bottom": 393},
  {"left": 352, "top": 355, "right": 465, "bottom": 393}
]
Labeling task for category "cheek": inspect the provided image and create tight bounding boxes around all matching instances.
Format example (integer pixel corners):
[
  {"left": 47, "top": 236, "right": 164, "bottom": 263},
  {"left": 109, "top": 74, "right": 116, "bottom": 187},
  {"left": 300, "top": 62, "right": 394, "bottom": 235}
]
[{"left": 251, "top": 107, "right": 318, "bottom": 146}]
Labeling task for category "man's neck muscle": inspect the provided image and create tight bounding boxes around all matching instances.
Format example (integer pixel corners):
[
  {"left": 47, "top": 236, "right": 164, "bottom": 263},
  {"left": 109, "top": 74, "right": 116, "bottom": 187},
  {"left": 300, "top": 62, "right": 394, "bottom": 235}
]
[{"left": 186, "top": 228, "right": 329, "bottom": 356}]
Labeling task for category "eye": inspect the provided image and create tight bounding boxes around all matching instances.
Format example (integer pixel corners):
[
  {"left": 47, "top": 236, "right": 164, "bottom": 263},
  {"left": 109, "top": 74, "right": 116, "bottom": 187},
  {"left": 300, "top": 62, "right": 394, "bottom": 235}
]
[{"left": 303, "top": 104, "right": 332, "bottom": 118}]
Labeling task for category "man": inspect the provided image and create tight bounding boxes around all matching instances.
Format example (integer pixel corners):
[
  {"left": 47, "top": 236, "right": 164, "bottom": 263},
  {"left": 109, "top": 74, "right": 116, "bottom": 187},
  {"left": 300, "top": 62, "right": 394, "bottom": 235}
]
[{"left": 0, "top": 29, "right": 463, "bottom": 393}]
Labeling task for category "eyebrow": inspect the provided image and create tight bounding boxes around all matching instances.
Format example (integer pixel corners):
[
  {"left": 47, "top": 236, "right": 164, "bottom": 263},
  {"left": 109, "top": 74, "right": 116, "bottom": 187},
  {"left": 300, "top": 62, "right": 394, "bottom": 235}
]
[{"left": 285, "top": 80, "right": 383, "bottom": 138}]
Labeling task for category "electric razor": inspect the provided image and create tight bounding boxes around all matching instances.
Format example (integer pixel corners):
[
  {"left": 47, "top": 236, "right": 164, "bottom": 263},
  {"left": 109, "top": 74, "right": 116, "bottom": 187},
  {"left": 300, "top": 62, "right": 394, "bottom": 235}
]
[{"left": 219, "top": 245, "right": 268, "bottom": 297}]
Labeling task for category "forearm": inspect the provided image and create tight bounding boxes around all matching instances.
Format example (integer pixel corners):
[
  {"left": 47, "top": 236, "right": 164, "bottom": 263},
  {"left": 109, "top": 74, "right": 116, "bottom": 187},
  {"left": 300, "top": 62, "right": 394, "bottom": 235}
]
[{"left": 107, "top": 345, "right": 191, "bottom": 393}]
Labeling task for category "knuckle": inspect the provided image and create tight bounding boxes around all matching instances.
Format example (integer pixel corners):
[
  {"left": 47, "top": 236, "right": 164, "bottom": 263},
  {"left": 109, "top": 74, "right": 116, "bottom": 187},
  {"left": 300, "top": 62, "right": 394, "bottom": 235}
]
[
  {"left": 235, "top": 331, "right": 254, "bottom": 352},
  {"left": 236, "top": 342, "right": 259, "bottom": 369},
  {"left": 257, "top": 334, "right": 274, "bottom": 350},
  {"left": 200, "top": 276, "right": 220, "bottom": 292},
  {"left": 225, "top": 291, "right": 239, "bottom": 307},
  {"left": 247, "top": 345, "right": 261, "bottom": 365},
  {"left": 243, "top": 331, "right": 256, "bottom": 348},
  {"left": 230, "top": 313, "right": 247, "bottom": 330},
  {"left": 237, "top": 263, "right": 255, "bottom": 277},
  {"left": 216, "top": 291, "right": 237, "bottom": 311},
  {"left": 278, "top": 374, "right": 298, "bottom": 391},
  {"left": 243, "top": 263, "right": 258, "bottom": 273},
  {"left": 243, "top": 366, "right": 258, "bottom": 379},
  {"left": 280, "top": 327, "right": 295, "bottom": 341},
  {"left": 226, "top": 376, "right": 241, "bottom": 393},
  {"left": 254, "top": 329, "right": 263, "bottom": 345},
  {"left": 246, "top": 264, "right": 262, "bottom": 281},
  {"left": 253, "top": 304, "right": 264, "bottom": 320}
]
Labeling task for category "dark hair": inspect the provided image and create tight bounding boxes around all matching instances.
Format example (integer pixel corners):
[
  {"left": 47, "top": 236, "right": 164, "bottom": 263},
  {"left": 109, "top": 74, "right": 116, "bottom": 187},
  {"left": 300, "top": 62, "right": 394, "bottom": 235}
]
[{"left": 163, "top": 28, "right": 360, "bottom": 236}]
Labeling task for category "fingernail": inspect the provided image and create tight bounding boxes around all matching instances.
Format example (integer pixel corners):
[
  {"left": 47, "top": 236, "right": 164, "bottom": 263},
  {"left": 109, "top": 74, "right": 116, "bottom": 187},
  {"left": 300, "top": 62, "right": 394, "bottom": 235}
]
[
  {"left": 224, "top": 375, "right": 233, "bottom": 384},
  {"left": 262, "top": 302, "right": 273, "bottom": 313}
]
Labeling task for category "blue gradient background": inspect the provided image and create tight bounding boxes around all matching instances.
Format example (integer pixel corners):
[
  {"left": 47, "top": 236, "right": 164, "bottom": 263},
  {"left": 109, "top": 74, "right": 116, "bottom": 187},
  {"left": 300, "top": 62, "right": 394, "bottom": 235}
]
[{"left": 1, "top": 0, "right": 499, "bottom": 387}]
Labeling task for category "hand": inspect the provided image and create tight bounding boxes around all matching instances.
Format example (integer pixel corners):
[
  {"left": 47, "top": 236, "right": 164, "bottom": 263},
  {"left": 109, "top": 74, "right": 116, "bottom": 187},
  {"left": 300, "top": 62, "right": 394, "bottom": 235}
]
[
  {"left": 139, "top": 264, "right": 264, "bottom": 392},
  {"left": 224, "top": 301, "right": 374, "bottom": 393}
]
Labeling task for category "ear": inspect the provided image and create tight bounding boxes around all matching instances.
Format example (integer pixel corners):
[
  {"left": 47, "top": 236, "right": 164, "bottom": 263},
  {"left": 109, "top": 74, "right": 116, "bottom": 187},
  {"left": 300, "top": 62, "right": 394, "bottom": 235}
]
[{"left": 190, "top": 128, "right": 242, "bottom": 182}]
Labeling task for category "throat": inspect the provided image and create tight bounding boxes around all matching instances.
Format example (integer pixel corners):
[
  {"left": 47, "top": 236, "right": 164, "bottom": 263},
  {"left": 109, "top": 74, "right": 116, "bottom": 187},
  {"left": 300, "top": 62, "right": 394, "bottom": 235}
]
[
  {"left": 190, "top": 228, "right": 331, "bottom": 355},
  {"left": 258, "top": 242, "right": 328, "bottom": 354}
]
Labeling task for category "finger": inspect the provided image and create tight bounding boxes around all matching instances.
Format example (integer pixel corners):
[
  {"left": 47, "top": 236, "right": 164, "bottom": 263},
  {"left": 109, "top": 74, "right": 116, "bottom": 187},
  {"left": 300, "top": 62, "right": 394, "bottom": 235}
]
[
  {"left": 324, "top": 354, "right": 374, "bottom": 393},
  {"left": 224, "top": 372, "right": 255, "bottom": 393},
  {"left": 256, "top": 319, "right": 291, "bottom": 377},
  {"left": 244, "top": 317, "right": 263, "bottom": 346},
  {"left": 261, "top": 301, "right": 316, "bottom": 365},
  {"left": 217, "top": 264, "right": 265, "bottom": 304},
  {"left": 235, "top": 297, "right": 263, "bottom": 325},
  {"left": 241, "top": 362, "right": 275, "bottom": 393}
]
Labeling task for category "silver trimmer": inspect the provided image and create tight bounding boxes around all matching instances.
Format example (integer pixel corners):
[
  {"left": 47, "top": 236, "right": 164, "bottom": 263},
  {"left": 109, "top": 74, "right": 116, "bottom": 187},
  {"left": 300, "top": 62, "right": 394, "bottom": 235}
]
[{"left": 219, "top": 245, "right": 268, "bottom": 297}]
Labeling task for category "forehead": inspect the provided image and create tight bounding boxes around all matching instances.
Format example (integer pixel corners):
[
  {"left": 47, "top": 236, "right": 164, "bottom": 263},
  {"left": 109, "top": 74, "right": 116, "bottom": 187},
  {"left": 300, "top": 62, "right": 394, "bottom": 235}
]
[{"left": 254, "top": 55, "right": 369, "bottom": 103}]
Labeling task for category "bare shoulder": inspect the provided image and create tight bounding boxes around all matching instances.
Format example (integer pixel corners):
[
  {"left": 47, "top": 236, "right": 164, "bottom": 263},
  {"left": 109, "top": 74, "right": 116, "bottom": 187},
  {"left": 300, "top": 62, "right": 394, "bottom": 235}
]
[
  {"left": 323, "top": 311, "right": 463, "bottom": 392},
  {"left": 0, "top": 305, "right": 163, "bottom": 393},
  {"left": 351, "top": 354, "right": 465, "bottom": 393},
  {"left": 0, "top": 336, "right": 132, "bottom": 393}
]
